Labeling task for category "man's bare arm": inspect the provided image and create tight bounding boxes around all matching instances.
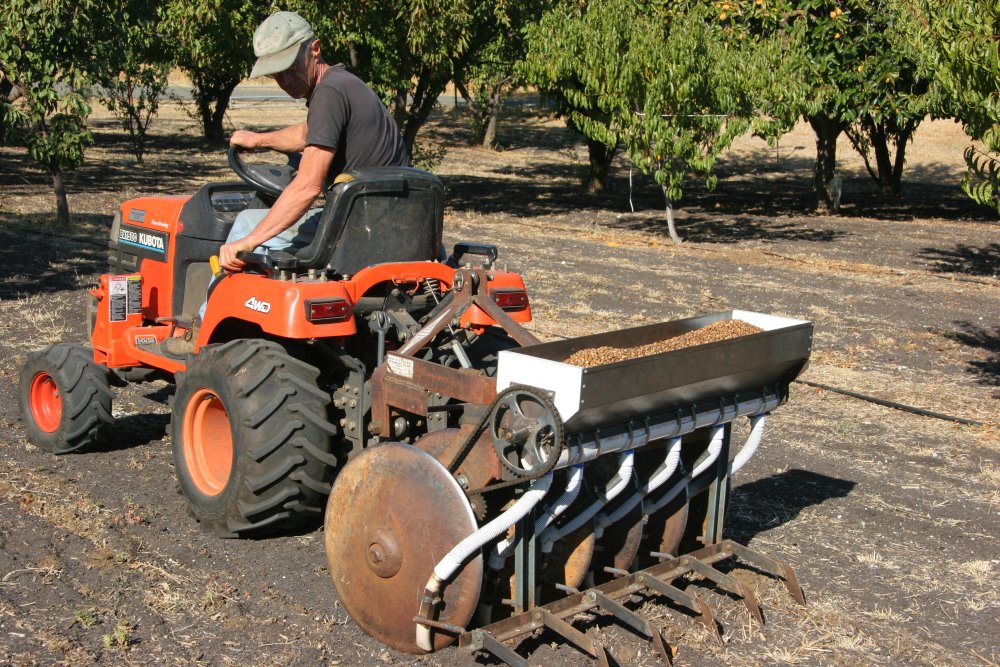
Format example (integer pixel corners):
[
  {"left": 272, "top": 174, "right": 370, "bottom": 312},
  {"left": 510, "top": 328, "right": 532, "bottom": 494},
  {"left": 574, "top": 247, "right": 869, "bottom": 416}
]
[
  {"left": 230, "top": 123, "right": 309, "bottom": 153},
  {"left": 218, "top": 144, "right": 335, "bottom": 270}
]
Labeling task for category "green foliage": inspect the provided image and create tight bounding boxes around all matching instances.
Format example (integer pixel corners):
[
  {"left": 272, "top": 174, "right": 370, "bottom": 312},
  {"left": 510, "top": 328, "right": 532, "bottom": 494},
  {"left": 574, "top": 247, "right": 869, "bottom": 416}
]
[
  {"left": 290, "top": 0, "right": 524, "bottom": 153},
  {"left": 0, "top": 0, "right": 97, "bottom": 224},
  {"left": 102, "top": 619, "right": 131, "bottom": 649},
  {"left": 523, "top": 0, "right": 793, "bottom": 240},
  {"left": 911, "top": 0, "right": 1000, "bottom": 213},
  {"left": 457, "top": 1, "right": 554, "bottom": 147},
  {"left": 756, "top": 0, "right": 942, "bottom": 199},
  {"left": 159, "top": 0, "right": 270, "bottom": 143},
  {"left": 88, "top": 0, "right": 171, "bottom": 163},
  {"left": 73, "top": 608, "right": 100, "bottom": 628}
]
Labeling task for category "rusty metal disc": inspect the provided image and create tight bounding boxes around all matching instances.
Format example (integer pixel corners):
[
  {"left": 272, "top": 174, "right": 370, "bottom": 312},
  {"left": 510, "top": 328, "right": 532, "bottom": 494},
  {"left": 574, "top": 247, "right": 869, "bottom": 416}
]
[
  {"left": 638, "top": 486, "right": 690, "bottom": 569},
  {"left": 324, "top": 443, "right": 482, "bottom": 653},
  {"left": 547, "top": 522, "right": 596, "bottom": 589},
  {"left": 636, "top": 441, "right": 692, "bottom": 569},
  {"left": 592, "top": 504, "right": 645, "bottom": 583}
]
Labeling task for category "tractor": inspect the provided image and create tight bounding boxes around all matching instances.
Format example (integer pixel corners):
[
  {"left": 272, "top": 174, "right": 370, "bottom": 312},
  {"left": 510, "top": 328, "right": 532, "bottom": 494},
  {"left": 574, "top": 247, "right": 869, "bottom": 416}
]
[{"left": 20, "top": 148, "right": 813, "bottom": 664}]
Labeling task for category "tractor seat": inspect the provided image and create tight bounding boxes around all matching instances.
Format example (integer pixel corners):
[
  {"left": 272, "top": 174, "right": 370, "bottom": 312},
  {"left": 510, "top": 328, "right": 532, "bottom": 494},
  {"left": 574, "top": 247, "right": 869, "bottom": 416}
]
[{"left": 281, "top": 166, "right": 444, "bottom": 276}]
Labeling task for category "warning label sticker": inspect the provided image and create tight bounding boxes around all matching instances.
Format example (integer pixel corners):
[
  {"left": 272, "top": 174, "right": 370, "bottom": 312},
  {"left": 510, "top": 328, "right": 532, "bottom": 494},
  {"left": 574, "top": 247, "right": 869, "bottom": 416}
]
[
  {"left": 109, "top": 275, "right": 142, "bottom": 322},
  {"left": 386, "top": 354, "right": 414, "bottom": 379}
]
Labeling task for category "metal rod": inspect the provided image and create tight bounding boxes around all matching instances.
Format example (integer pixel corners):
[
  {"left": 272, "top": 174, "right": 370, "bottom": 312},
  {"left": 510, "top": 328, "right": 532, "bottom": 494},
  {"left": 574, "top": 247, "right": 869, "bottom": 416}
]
[
  {"left": 411, "top": 616, "right": 465, "bottom": 635},
  {"left": 797, "top": 379, "right": 985, "bottom": 427},
  {"left": 472, "top": 630, "right": 528, "bottom": 667}
]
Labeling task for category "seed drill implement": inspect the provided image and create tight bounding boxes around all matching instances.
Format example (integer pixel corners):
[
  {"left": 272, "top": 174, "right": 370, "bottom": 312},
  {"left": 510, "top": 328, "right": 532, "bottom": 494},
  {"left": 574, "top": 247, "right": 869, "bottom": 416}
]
[{"left": 20, "top": 149, "right": 812, "bottom": 664}]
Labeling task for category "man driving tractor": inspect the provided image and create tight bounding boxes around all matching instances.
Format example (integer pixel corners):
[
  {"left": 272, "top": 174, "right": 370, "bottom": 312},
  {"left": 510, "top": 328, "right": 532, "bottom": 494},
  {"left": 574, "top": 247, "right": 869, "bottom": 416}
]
[{"left": 164, "top": 10, "right": 409, "bottom": 356}]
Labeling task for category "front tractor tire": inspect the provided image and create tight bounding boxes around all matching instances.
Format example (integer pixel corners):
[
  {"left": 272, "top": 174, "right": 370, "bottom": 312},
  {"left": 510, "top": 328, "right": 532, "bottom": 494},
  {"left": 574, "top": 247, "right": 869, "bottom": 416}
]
[
  {"left": 19, "top": 344, "right": 114, "bottom": 454},
  {"left": 171, "top": 339, "right": 339, "bottom": 537}
]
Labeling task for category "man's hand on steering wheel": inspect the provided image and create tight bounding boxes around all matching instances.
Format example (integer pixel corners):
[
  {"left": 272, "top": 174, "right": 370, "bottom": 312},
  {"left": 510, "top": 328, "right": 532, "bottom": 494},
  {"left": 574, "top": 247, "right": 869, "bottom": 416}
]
[
  {"left": 219, "top": 239, "right": 256, "bottom": 272},
  {"left": 230, "top": 130, "right": 264, "bottom": 150}
]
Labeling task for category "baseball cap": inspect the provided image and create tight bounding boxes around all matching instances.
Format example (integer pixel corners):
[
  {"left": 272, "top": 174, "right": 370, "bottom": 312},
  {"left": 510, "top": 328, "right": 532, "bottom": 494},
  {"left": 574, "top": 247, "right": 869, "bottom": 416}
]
[{"left": 249, "top": 11, "right": 316, "bottom": 79}]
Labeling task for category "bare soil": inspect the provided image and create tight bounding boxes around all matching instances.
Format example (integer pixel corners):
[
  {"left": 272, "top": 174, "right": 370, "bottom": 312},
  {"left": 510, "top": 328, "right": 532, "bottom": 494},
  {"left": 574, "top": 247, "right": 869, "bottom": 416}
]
[{"left": 0, "top": 100, "right": 998, "bottom": 667}]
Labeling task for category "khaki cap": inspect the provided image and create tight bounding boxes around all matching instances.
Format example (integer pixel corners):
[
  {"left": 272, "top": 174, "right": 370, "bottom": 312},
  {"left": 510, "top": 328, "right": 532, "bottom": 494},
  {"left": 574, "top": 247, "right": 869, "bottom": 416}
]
[{"left": 249, "top": 11, "right": 315, "bottom": 79}]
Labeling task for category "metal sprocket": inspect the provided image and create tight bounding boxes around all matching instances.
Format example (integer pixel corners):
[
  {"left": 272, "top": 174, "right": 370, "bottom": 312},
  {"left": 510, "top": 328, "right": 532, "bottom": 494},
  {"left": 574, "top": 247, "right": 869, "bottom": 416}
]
[{"left": 489, "top": 385, "right": 564, "bottom": 478}]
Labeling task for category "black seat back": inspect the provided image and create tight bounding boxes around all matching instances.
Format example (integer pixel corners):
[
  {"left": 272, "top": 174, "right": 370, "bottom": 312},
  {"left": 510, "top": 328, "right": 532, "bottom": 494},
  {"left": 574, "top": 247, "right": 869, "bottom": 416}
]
[{"left": 293, "top": 166, "right": 444, "bottom": 275}]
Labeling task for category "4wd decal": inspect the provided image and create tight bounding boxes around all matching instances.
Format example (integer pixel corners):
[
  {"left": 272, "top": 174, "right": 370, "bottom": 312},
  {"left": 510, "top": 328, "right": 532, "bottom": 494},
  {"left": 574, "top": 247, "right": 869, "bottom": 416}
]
[
  {"left": 244, "top": 297, "right": 271, "bottom": 314},
  {"left": 118, "top": 225, "right": 167, "bottom": 254}
]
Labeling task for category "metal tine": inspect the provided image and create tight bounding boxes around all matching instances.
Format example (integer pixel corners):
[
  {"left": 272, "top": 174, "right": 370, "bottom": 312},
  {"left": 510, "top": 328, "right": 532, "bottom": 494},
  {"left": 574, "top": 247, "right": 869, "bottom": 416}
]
[
  {"left": 725, "top": 541, "right": 806, "bottom": 605},
  {"left": 635, "top": 572, "right": 723, "bottom": 645},
  {"left": 472, "top": 629, "right": 528, "bottom": 667},
  {"left": 681, "top": 555, "right": 764, "bottom": 625},
  {"left": 589, "top": 591, "right": 677, "bottom": 665},
  {"left": 538, "top": 609, "right": 606, "bottom": 660},
  {"left": 650, "top": 627, "right": 675, "bottom": 666}
]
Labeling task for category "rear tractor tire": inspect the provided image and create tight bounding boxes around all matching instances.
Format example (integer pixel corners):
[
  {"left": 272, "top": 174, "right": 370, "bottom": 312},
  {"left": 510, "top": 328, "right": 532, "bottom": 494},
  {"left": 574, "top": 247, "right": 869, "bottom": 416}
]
[
  {"left": 19, "top": 343, "right": 114, "bottom": 454},
  {"left": 171, "top": 339, "right": 339, "bottom": 537}
]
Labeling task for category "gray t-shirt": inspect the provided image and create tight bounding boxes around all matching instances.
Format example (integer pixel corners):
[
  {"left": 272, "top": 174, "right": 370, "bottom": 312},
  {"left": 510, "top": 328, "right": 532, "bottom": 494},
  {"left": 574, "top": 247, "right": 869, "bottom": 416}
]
[{"left": 306, "top": 65, "right": 409, "bottom": 176}]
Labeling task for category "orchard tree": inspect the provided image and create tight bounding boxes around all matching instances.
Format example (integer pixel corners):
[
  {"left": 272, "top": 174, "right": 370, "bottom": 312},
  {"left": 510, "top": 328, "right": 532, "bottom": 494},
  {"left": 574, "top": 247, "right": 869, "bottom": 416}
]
[
  {"left": 455, "top": 1, "right": 554, "bottom": 148},
  {"left": 89, "top": 0, "right": 172, "bottom": 163},
  {"left": 159, "top": 0, "right": 269, "bottom": 143},
  {"left": 741, "top": 0, "right": 942, "bottom": 209},
  {"left": 911, "top": 0, "right": 1000, "bottom": 213},
  {"left": 521, "top": 17, "right": 621, "bottom": 193},
  {"left": 289, "top": 0, "right": 524, "bottom": 156},
  {"left": 522, "top": 0, "right": 795, "bottom": 242},
  {"left": 0, "top": 0, "right": 97, "bottom": 225}
]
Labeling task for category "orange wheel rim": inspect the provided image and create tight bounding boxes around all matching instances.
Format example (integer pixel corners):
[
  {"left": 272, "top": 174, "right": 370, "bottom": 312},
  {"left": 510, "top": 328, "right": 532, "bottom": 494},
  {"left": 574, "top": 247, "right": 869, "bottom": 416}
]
[
  {"left": 29, "top": 372, "right": 62, "bottom": 433},
  {"left": 183, "top": 388, "right": 234, "bottom": 496}
]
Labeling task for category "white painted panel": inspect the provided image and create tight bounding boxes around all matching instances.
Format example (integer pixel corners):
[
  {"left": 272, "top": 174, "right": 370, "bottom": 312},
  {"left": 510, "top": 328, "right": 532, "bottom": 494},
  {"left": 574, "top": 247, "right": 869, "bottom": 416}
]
[{"left": 496, "top": 350, "right": 584, "bottom": 422}]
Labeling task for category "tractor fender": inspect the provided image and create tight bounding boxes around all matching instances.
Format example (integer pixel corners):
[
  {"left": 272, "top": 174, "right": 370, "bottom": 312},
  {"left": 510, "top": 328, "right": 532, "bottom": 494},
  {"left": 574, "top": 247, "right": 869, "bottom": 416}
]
[{"left": 198, "top": 273, "right": 357, "bottom": 346}]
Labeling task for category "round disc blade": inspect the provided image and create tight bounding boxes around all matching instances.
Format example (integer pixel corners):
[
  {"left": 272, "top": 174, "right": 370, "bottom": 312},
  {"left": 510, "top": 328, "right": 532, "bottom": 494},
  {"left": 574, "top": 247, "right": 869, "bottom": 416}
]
[{"left": 325, "top": 443, "right": 482, "bottom": 653}]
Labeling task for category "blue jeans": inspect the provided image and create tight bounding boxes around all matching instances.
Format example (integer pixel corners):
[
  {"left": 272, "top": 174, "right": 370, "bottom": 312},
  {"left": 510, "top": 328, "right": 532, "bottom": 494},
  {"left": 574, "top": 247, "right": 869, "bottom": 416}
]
[{"left": 199, "top": 207, "right": 323, "bottom": 319}]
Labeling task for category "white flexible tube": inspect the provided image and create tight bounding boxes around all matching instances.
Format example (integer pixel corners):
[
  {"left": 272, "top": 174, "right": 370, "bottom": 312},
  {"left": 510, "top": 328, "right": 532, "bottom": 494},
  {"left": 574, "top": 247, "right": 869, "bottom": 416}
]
[
  {"left": 731, "top": 413, "right": 766, "bottom": 474},
  {"left": 540, "top": 450, "right": 635, "bottom": 554},
  {"left": 416, "top": 473, "right": 553, "bottom": 651},
  {"left": 594, "top": 437, "right": 682, "bottom": 538},
  {"left": 489, "top": 465, "right": 584, "bottom": 570},
  {"left": 642, "top": 425, "right": 725, "bottom": 517}
]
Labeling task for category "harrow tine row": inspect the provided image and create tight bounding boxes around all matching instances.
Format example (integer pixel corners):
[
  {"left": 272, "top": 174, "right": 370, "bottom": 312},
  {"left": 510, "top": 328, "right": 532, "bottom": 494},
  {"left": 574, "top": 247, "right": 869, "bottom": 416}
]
[{"left": 459, "top": 539, "right": 804, "bottom": 666}]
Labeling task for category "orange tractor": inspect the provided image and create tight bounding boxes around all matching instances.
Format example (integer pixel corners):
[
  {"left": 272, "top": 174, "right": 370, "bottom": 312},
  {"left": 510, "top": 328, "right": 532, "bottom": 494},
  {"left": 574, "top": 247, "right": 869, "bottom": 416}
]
[{"left": 20, "top": 149, "right": 813, "bottom": 664}]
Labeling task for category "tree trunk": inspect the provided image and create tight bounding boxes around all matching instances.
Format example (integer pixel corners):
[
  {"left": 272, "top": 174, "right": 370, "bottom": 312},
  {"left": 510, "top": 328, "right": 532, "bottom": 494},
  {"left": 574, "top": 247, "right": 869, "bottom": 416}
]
[
  {"left": 400, "top": 76, "right": 447, "bottom": 156},
  {"left": 808, "top": 114, "right": 844, "bottom": 212},
  {"left": 479, "top": 81, "right": 508, "bottom": 149},
  {"left": 890, "top": 121, "right": 918, "bottom": 195},
  {"left": 207, "top": 85, "right": 233, "bottom": 144},
  {"left": 194, "top": 82, "right": 236, "bottom": 144},
  {"left": 585, "top": 137, "right": 617, "bottom": 193},
  {"left": 662, "top": 185, "right": 683, "bottom": 244},
  {"left": 871, "top": 125, "right": 894, "bottom": 193},
  {"left": 454, "top": 81, "right": 487, "bottom": 146},
  {"left": 852, "top": 116, "right": 919, "bottom": 196},
  {"left": 51, "top": 167, "right": 70, "bottom": 226}
]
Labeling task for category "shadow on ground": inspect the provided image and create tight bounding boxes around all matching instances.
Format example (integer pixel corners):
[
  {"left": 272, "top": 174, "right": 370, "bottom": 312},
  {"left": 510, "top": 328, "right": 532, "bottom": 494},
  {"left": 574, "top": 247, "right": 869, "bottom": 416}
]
[
  {"left": 945, "top": 322, "right": 1000, "bottom": 391},
  {"left": 917, "top": 242, "right": 1000, "bottom": 278},
  {"left": 728, "top": 469, "right": 857, "bottom": 544},
  {"left": 0, "top": 212, "right": 110, "bottom": 299}
]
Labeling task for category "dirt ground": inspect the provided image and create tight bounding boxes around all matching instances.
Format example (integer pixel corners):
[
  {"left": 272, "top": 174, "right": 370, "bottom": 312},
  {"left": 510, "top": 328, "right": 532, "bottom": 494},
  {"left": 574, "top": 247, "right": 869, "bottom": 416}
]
[{"left": 0, "top": 100, "right": 997, "bottom": 667}]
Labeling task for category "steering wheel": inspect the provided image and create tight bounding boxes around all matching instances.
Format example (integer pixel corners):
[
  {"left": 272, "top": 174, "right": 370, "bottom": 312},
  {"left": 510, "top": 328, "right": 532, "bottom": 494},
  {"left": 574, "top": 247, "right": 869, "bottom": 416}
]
[{"left": 227, "top": 147, "right": 301, "bottom": 199}]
